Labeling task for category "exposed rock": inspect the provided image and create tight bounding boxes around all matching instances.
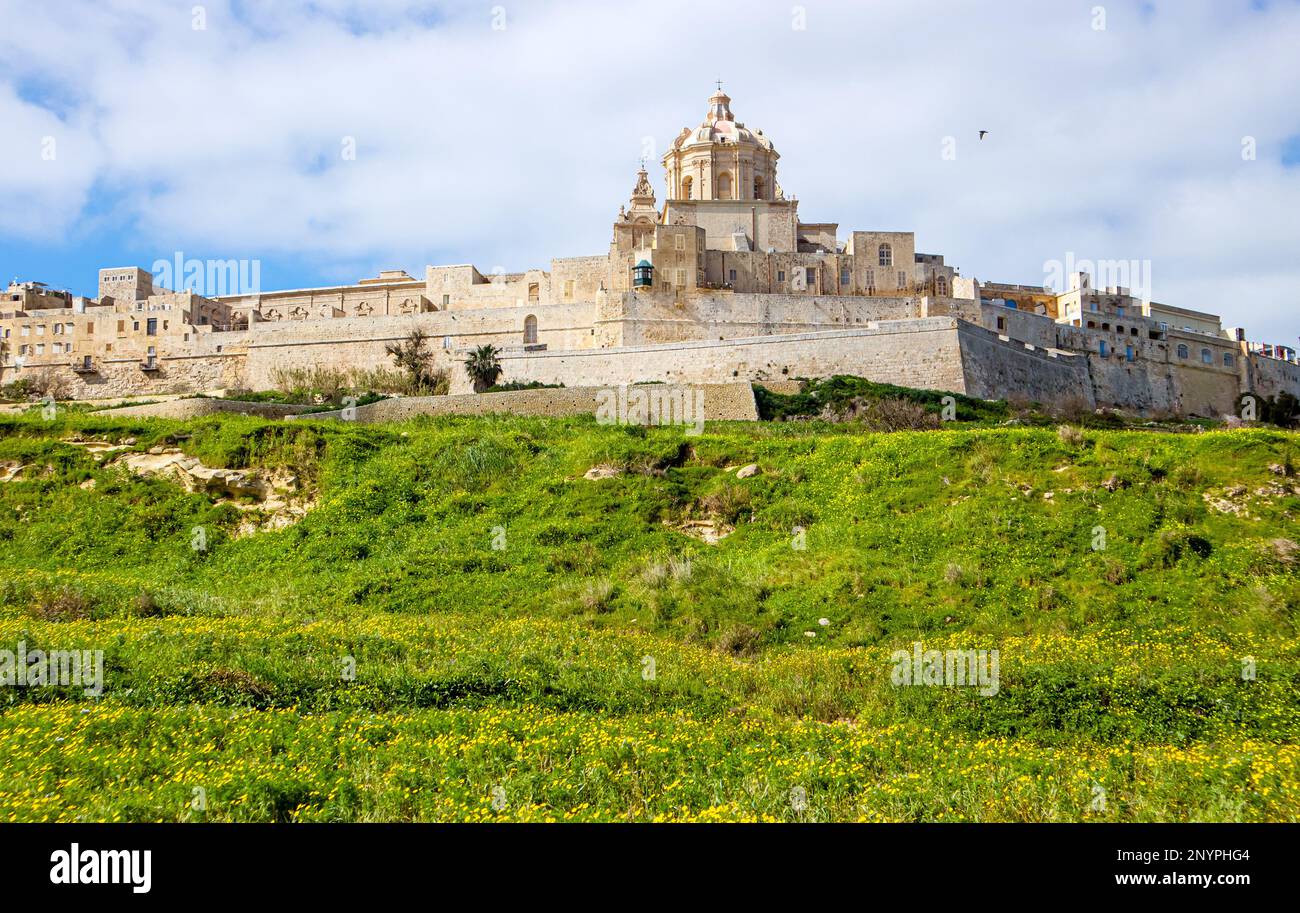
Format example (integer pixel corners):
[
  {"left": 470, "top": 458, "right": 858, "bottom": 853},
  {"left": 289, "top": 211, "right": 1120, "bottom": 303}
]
[
  {"left": 0, "top": 462, "right": 27, "bottom": 482},
  {"left": 1203, "top": 492, "right": 1247, "bottom": 516},
  {"left": 1101, "top": 476, "right": 1128, "bottom": 492},
  {"left": 583, "top": 464, "right": 623, "bottom": 480},
  {"left": 672, "top": 518, "right": 733, "bottom": 544},
  {"left": 735, "top": 463, "right": 760, "bottom": 479},
  {"left": 70, "top": 445, "right": 313, "bottom": 536},
  {"left": 1269, "top": 538, "right": 1297, "bottom": 564},
  {"left": 64, "top": 439, "right": 132, "bottom": 461}
]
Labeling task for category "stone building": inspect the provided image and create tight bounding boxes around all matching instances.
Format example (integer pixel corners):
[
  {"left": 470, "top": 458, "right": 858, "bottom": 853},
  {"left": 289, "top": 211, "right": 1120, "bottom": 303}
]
[{"left": 1, "top": 88, "right": 1296, "bottom": 416}]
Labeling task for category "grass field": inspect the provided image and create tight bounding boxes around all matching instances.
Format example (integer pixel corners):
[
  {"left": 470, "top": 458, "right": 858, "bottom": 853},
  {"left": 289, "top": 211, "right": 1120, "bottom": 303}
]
[{"left": 0, "top": 403, "right": 1297, "bottom": 821}]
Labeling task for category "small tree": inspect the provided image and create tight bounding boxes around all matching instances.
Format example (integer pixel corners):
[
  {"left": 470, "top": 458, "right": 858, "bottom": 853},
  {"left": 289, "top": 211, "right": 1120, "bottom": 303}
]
[
  {"left": 464, "top": 344, "right": 503, "bottom": 393},
  {"left": 385, "top": 329, "right": 442, "bottom": 394}
]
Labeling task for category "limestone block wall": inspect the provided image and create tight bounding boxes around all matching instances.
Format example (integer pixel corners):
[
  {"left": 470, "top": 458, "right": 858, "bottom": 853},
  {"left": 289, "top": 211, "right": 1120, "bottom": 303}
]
[
  {"left": 955, "top": 324, "right": 1095, "bottom": 407},
  {"left": 303, "top": 382, "right": 758, "bottom": 423},
  {"left": 240, "top": 304, "right": 600, "bottom": 391},
  {"left": 494, "top": 321, "right": 971, "bottom": 395},
  {"left": 1244, "top": 353, "right": 1300, "bottom": 401},
  {"left": 612, "top": 290, "right": 921, "bottom": 346},
  {"left": 1085, "top": 354, "right": 1178, "bottom": 414},
  {"left": 239, "top": 283, "right": 428, "bottom": 321},
  {"left": 1170, "top": 362, "right": 1242, "bottom": 417},
  {"left": 549, "top": 257, "right": 610, "bottom": 305},
  {"left": 1, "top": 353, "right": 246, "bottom": 400},
  {"left": 103, "top": 398, "right": 314, "bottom": 420}
]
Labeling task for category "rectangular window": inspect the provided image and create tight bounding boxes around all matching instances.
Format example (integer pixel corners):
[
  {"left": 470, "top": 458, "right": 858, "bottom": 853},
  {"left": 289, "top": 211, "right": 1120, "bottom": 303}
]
[
  {"left": 442, "top": 294, "right": 450, "bottom": 306},
  {"left": 675, "top": 269, "right": 685, "bottom": 286},
  {"left": 898, "top": 271, "right": 906, "bottom": 289},
  {"left": 117, "top": 320, "right": 125, "bottom": 334},
  {"left": 841, "top": 268, "right": 851, "bottom": 286},
  {"left": 146, "top": 318, "right": 157, "bottom": 336},
  {"left": 1099, "top": 341, "right": 1109, "bottom": 357},
  {"left": 777, "top": 270, "right": 785, "bottom": 282},
  {"left": 564, "top": 280, "right": 575, "bottom": 299},
  {"left": 675, "top": 235, "right": 685, "bottom": 251},
  {"left": 1125, "top": 345, "right": 1134, "bottom": 362},
  {"left": 806, "top": 268, "right": 815, "bottom": 286},
  {"left": 729, "top": 269, "right": 737, "bottom": 282}
]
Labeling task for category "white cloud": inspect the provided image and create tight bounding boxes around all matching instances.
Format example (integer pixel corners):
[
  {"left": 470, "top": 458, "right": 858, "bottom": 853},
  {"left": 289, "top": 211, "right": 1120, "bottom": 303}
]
[{"left": 0, "top": 0, "right": 1297, "bottom": 339}]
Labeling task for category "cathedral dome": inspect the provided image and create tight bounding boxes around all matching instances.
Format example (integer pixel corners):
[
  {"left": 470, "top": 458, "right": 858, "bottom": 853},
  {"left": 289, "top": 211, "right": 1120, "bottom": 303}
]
[
  {"left": 661, "top": 87, "right": 783, "bottom": 202},
  {"left": 673, "top": 88, "right": 775, "bottom": 153}
]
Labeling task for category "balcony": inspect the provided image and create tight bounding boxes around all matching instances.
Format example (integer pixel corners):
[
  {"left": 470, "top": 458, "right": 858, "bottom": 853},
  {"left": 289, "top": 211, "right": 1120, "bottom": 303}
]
[
  {"left": 139, "top": 358, "right": 161, "bottom": 373},
  {"left": 71, "top": 357, "right": 96, "bottom": 374}
]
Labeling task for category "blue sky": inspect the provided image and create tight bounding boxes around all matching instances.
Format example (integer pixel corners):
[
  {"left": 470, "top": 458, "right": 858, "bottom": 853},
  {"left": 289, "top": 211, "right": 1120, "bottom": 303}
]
[{"left": 2, "top": 0, "right": 1298, "bottom": 341}]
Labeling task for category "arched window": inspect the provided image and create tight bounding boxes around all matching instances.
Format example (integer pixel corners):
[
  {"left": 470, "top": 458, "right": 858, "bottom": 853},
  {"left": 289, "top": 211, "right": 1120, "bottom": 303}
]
[
  {"left": 936, "top": 275, "right": 947, "bottom": 296},
  {"left": 1201, "top": 348, "right": 1212, "bottom": 364},
  {"left": 754, "top": 175, "right": 765, "bottom": 199},
  {"left": 1177, "top": 344, "right": 1189, "bottom": 359},
  {"left": 717, "top": 172, "right": 733, "bottom": 200},
  {"left": 523, "top": 314, "right": 538, "bottom": 344},
  {"left": 1223, "top": 352, "right": 1234, "bottom": 367},
  {"left": 681, "top": 175, "right": 693, "bottom": 200},
  {"left": 878, "top": 243, "right": 893, "bottom": 267}
]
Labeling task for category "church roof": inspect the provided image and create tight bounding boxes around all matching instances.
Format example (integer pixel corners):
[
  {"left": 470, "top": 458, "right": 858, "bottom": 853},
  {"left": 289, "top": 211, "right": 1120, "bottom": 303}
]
[{"left": 671, "top": 88, "right": 775, "bottom": 153}]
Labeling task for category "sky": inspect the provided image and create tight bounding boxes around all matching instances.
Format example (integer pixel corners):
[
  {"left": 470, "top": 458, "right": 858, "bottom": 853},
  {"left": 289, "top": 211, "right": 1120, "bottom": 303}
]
[{"left": 1, "top": 0, "right": 1298, "bottom": 342}]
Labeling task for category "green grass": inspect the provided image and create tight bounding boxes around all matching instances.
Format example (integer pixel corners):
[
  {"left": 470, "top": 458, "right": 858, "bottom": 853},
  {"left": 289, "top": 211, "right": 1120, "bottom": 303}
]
[{"left": 0, "top": 408, "right": 1297, "bottom": 821}]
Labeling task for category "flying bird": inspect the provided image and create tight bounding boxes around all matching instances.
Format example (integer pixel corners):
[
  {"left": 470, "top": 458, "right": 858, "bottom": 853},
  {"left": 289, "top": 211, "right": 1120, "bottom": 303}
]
[{"left": 978, "top": 130, "right": 989, "bottom": 140}]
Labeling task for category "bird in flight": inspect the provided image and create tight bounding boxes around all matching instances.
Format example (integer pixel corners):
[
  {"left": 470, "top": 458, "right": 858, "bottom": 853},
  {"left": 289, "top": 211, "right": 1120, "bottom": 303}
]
[{"left": 978, "top": 130, "right": 989, "bottom": 140}]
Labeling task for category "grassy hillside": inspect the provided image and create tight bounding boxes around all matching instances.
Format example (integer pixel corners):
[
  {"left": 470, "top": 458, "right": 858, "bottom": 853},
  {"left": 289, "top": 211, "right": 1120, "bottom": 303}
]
[{"left": 0, "top": 407, "right": 1297, "bottom": 821}]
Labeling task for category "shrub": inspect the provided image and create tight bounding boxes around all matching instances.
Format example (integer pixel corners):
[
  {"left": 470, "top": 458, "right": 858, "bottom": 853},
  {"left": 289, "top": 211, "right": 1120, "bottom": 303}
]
[
  {"left": 1057, "top": 425, "right": 1085, "bottom": 447},
  {"left": 28, "top": 586, "right": 94, "bottom": 622},
  {"left": 384, "top": 330, "right": 448, "bottom": 395}
]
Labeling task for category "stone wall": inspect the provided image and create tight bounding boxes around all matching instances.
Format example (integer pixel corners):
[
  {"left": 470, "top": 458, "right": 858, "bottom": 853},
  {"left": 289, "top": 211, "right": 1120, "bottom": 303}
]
[
  {"left": 1245, "top": 353, "right": 1300, "bottom": 402},
  {"left": 496, "top": 320, "right": 970, "bottom": 395},
  {"left": 103, "top": 398, "right": 315, "bottom": 420},
  {"left": 1, "top": 352, "right": 246, "bottom": 400},
  {"left": 302, "top": 382, "right": 758, "bottom": 423},
  {"left": 955, "top": 324, "right": 1095, "bottom": 407}
]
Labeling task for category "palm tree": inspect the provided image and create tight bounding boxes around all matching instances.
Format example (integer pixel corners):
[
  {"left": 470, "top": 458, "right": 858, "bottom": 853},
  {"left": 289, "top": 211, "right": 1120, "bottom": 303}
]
[{"left": 464, "top": 344, "right": 503, "bottom": 392}]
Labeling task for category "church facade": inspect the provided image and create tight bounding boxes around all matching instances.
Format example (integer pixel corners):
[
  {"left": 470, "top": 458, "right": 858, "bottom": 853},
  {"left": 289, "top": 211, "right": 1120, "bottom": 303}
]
[{"left": 3, "top": 89, "right": 1298, "bottom": 417}]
